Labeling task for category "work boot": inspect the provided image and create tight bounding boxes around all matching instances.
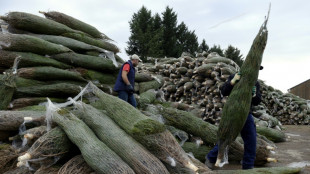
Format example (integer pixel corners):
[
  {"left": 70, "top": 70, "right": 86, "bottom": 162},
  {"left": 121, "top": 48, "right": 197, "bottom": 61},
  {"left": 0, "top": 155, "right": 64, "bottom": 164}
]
[
  {"left": 205, "top": 159, "right": 215, "bottom": 170},
  {"left": 242, "top": 166, "right": 254, "bottom": 170}
]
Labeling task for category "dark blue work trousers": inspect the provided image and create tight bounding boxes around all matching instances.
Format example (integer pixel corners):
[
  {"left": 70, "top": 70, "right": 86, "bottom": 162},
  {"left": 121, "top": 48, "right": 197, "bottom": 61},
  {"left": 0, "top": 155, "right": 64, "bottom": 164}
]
[
  {"left": 118, "top": 90, "right": 137, "bottom": 108},
  {"left": 207, "top": 113, "right": 257, "bottom": 169}
]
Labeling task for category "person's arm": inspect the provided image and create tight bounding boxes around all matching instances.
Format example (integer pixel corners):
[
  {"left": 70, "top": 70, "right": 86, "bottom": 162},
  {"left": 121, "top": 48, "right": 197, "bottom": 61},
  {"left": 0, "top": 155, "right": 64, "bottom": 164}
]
[
  {"left": 220, "top": 75, "right": 234, "bottom": 96},
  {"left": 121, "top": 63, "right": 134, "bottom": 92},
  {"left": 121, "top": 70, "right": 130, "bottom": 85},
  {"left": 121, "top": 63, "right": 131, "bottom": 85},
  {"left": 251, "top": 81, "right": 262, "bottom": 106}
]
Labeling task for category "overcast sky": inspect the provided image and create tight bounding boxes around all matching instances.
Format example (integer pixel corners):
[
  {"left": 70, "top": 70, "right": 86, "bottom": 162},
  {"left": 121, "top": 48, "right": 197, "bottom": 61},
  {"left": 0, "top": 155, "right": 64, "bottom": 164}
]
[{"left": 1, "top": 0, "right": 309, "bottom": 92}]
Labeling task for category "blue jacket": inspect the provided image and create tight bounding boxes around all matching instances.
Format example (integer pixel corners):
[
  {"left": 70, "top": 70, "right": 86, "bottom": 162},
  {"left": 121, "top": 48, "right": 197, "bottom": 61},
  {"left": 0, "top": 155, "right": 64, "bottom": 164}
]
[
  {"left": 220, "top": 74, "right": 261, "bottom": 112},
  {"left": 113, "top": 60, "right": 135, "bottom": 92}
]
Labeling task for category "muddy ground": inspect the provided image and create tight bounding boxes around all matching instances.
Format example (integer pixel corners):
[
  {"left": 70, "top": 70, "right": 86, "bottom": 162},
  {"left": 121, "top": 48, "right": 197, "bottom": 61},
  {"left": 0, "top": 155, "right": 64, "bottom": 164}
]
[{"left": 212, "top": 125, "right": 310, "bottom": 173}]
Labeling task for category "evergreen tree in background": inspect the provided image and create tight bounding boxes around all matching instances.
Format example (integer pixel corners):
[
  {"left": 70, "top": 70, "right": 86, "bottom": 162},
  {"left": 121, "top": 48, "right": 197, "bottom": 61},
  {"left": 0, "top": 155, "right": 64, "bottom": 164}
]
[
  {"left": 126, "top": 6, "right": 153, "bottom": 61},
  {"left": 209, "top": 45, "right": 224, "bottom": 57},
  {"left": 184, "top": 30, "right": 199, "bottom": 55},
  {"left": 224, "top": 45, "right": 244, "bottom": 67},
  {"left": 175, "top": 22, "right": 188, "bottom": 55},
  {"left": 126, "top": 6, "right": 243, "bottom": 62},
  {"left": 176, "top": 22, "right": 199, "bottom": 56},
  {"left": 161, "top": 6, "right": 178, "bottom": 57},
  {"left": 147, "top": 13, "right": 164, "bottom": 58},
  {"left": 152, "top": 13, "right": 162, "bottom": 31},
  {"left": 198, "top": 39, "right": 209, "bottom": 53}
]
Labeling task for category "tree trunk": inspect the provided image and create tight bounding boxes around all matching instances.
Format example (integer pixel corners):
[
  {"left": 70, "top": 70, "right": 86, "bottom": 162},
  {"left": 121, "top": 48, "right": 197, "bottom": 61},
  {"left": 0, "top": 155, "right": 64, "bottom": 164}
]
[
  {"left": 72, "top": 102, "right": 169, "bottom": 174},
  {"left": 0, "top": 50, "right": 71, "bottom": 69},
  {"left": 52, "top": 109, "right": 135, "bottom": 174},
  {"left": 217, "top": 16, "right": 269, "bottom": 165}
]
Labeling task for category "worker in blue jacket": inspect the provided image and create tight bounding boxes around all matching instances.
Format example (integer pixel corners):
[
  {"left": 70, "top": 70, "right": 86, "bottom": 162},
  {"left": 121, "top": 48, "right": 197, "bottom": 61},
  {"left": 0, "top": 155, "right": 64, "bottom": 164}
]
[
  {"left": 113, "top": 54, "right": 142, "bottom": 107},
  {"left": 206, "top": 66, "right": 263, "bottom": 170}
]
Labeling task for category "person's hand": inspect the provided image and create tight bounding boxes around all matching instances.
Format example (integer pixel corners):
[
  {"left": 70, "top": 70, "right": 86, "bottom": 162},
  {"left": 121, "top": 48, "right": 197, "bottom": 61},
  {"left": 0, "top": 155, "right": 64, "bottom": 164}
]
[
  {"left": 231, "top": 72, "right": 241, "bottom": 85},
  {"left": 126, "top": 84, "right": 134, "bottom": 93},
  {"left": 252, "top": 86, "right": 256, "bottom": 97}
]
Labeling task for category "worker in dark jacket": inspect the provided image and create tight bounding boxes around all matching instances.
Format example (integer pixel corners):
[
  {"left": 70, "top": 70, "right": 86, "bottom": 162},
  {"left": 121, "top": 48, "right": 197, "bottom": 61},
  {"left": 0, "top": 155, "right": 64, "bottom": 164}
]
[
  {"left": 113, "top": 54, "right": 142, "bottom": 107},
  {"left": 206, "top": 67, "right": 263, "bottom": 170}
]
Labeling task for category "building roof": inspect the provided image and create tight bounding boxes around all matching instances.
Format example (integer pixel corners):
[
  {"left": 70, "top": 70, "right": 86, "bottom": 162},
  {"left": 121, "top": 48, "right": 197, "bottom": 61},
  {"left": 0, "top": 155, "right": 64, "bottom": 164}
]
[{"left": 289, "top": 79, "right": 310, "bottom": 90}]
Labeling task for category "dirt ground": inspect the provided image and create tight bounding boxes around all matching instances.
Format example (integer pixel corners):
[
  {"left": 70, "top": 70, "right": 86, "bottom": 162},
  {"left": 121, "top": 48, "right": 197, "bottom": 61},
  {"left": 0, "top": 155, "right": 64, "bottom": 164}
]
[{"left": 212, "top": 125, "right": 310, "bottom": 173}]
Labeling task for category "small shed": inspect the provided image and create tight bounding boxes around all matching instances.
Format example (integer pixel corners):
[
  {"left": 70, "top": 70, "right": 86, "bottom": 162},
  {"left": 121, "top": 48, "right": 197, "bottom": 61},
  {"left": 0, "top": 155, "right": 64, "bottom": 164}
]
[{"left": 288, "top": 79, "right": 310, "bottom": 100}]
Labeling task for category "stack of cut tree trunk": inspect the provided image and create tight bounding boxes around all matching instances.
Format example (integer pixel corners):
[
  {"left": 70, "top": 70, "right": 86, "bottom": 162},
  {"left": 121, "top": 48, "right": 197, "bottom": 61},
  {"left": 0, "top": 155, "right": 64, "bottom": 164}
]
[
  {"left": 0, "top": 11, "right": 304, "bottom": 174},
  {"left": 142, "top": 53, "right": 310, "bottom": 126},
  {"left": 259, "top": 80, "right": 310, "bottom": 125}
]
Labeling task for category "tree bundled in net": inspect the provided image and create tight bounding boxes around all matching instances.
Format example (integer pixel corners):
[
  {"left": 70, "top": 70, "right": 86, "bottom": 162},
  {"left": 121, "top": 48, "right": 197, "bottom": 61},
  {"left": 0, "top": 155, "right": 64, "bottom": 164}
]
[
  {"left": 32, "top": 34, "right": 106, "bottom": 53},
  {"left": 216, "top": 10, "right": 270, "bottom": 167},
  {"left": 0, "top": 33, "right": 71, "bottom": 55},
  {"left": 0, "top": 144, "right": 20, "bottom": 173},
  {"left": 0, "top": 12, "right": 84, "bottom": 36},
  {"left": 41, "top": 11, "right": 110, "bottom": 40},
  {"left": 86, "top": 82, "right": 205, "bottom": 173},
  {"left": 72, "top": 101, "right": 169, "bottom": 174},
  {"left": 50, "top": 105, "right": 135, "bottom": 174},
  {"left": 58, "top": 155, "right": 95, "bottom": 174},
  {"left": 0, "top": 57, "right": 20, "bottom": 109},
  {"left": 0, "top": 50, "right": 71, "bottom": 69},
  {"left": 17, "top": 127, "right": 72, "bottom": 170}
]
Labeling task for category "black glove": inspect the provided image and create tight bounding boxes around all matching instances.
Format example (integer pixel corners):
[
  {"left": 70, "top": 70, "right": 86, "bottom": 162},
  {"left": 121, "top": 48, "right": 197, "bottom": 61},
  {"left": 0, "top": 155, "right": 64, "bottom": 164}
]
[
  {"left": 126, "top": 84, "right": 134, "bottom": 93},
  {"left": 252, "top": 86, "right": 256, "bottom": 97}
]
